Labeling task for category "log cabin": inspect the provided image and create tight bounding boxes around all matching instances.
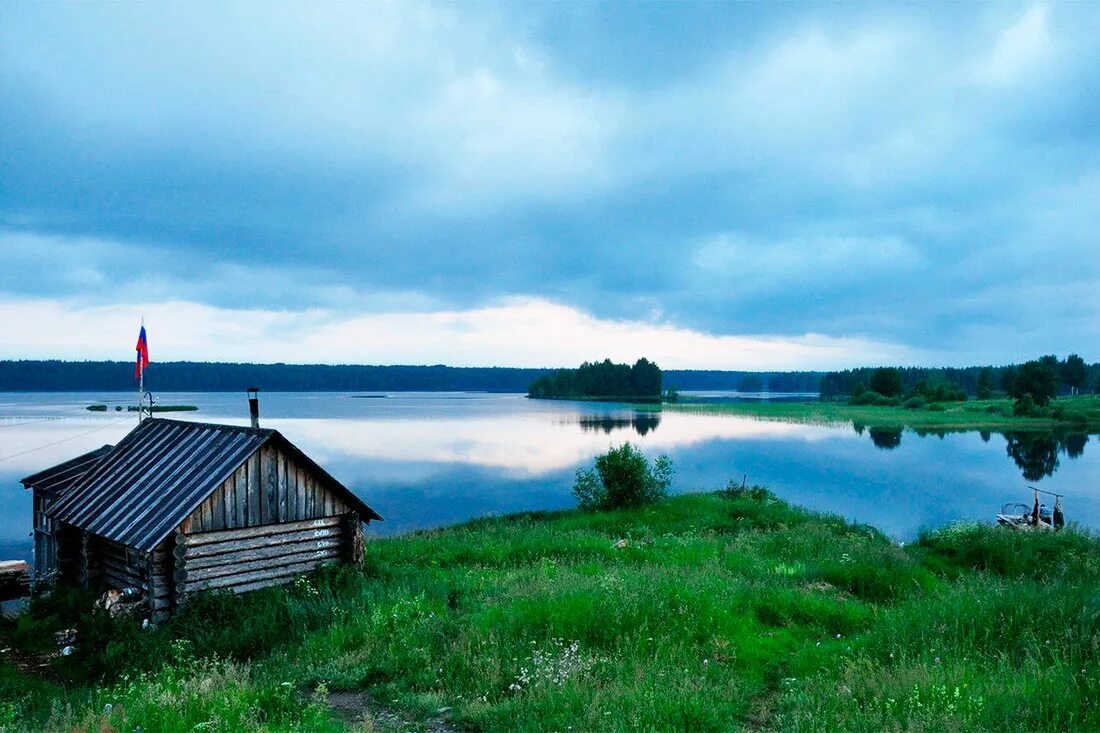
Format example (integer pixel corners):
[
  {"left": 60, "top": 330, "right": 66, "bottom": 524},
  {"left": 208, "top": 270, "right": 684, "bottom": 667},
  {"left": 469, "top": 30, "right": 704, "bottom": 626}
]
[{"left": 21, "top": 415, "right": 382, "bottom": 621}]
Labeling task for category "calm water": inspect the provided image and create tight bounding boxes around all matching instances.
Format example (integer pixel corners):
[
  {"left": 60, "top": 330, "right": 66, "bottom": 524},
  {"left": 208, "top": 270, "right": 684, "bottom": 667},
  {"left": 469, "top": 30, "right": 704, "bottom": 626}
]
[{"left": 0, "top": 392, "right": 1097, "bottom": 561}]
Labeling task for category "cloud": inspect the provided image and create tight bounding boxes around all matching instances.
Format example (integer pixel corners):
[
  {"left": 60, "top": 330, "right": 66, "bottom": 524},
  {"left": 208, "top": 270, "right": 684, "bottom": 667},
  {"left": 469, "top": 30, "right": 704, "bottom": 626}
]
[
  {"left": 974, "top": 5, "right": 1051, "bottom": 85},
  {"left": 0, "top": 297, "right": 916, "bottom": 370},
  {"left": 0, "top": 2, "right": 1098, "bottom": 366}
]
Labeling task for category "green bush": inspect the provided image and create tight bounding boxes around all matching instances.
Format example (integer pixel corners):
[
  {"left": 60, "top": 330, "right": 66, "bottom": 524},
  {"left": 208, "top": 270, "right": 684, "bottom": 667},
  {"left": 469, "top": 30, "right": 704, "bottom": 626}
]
[
  {"left": 850, "top": 390, "right": 884, "bottom": 406},
  {"left": 1013, "top": 393, "right": 1050, "bottom": 417},
  {"left": 926, "top": 402, "right": 945, "bottom": 412},
  {"left": 902, "top": 396, "right": 925, "bottom": 409},
  {"left": 572, "top": 443, "right": 672, "bottom": 510},
  {"left": 720, "top": 480, "right": 774, "bottom": 502}
]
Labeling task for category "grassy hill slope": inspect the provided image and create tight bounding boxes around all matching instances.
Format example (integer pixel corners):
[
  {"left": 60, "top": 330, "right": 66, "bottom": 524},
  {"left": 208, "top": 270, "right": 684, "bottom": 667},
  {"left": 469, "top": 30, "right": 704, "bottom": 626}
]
[{"left": 2, "top": 491, "right": 1098, "bottom": 731}]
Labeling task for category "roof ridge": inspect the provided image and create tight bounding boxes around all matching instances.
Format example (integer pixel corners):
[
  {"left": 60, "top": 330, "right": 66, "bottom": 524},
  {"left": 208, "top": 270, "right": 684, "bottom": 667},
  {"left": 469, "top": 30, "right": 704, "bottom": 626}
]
[{"left": 145, "top": 417, "right": 276, "bottom": 436}]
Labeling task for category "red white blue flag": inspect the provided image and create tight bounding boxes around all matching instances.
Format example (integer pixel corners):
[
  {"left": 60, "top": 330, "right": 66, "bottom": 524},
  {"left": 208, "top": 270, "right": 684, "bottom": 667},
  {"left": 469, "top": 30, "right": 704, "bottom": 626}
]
[{"left": 135, "top": 324, "right": 150, "bottom": 379}]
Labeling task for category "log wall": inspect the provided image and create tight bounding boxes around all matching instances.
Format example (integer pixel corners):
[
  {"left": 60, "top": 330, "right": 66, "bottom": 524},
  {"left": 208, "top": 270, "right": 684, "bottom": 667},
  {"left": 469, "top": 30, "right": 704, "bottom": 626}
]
[{"left": 175, "top": 515, "right": 349, "bottom": 601}]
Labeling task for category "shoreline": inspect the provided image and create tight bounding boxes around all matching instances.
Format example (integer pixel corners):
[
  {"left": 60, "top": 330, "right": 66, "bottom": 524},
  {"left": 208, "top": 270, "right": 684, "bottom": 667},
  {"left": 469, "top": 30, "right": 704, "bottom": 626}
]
[{"left": 667, "top": 395, "right": 1100, "bottom": 432}]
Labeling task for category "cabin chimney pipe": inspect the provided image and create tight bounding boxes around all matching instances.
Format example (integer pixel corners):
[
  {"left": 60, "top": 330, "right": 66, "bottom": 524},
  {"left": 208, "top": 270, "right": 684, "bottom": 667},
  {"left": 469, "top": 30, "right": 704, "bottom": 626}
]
[{"left": 247, "top": 387, "right": 260, "bottom": 428}]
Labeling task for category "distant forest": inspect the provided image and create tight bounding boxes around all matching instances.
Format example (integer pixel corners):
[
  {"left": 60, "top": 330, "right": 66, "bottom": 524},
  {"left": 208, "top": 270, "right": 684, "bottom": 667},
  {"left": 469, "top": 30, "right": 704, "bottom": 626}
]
[
  {"left": 1, "top": 358, "right": 1093, "bottom": 396},
  {"left": 818, "top": 355, "right": 1099, "bottom": 399},
  {"left": 0, "top": 360, "right": 822, "bottom": 393}
]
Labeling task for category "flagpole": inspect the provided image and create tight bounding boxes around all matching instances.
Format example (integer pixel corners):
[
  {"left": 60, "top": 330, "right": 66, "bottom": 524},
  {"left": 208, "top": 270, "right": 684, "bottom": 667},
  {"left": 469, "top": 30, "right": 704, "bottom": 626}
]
[{"left": 138, "top": 317, "right": 145, "bottom": 422}]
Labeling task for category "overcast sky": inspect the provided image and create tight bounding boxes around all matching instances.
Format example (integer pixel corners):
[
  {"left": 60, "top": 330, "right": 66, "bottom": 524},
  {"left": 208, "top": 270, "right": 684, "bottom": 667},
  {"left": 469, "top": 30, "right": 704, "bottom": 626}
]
[{"left": 1, "top": 2, "right": 1097, "bottom": 369}]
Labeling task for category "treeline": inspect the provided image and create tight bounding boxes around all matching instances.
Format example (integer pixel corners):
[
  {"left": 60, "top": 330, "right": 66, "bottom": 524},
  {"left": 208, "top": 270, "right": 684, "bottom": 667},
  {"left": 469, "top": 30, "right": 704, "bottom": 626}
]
[
  {"left": 528, "top": 359, "right": 662, "bottom": 400},
  {"left": 3, "top": 359, "right": 795, "bottom": 394},
  {"left": 820, "top": 354, "right": 1098, "bottom": 400},
  {"left": 663, "top": 370, "right": 823, "bottom": 393},
  {"left": 0, "top": 360, "right": 552, "bottom": 392}
]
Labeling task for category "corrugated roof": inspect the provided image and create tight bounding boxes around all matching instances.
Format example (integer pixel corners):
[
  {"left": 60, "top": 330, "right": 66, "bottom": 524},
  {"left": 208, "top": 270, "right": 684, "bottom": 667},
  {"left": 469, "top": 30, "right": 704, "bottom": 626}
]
[
  {"left": 21, "top": 445, "right": 115, "bottom": 499},
  {"left": 48, "top": 418, "right": 381, "bottom": 552}
]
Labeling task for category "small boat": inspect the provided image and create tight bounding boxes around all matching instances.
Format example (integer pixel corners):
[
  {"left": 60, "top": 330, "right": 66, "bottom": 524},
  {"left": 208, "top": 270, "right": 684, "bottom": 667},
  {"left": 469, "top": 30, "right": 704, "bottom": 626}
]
[{"left": 996, "top": 488, "right": 1064, "bottom": 530}]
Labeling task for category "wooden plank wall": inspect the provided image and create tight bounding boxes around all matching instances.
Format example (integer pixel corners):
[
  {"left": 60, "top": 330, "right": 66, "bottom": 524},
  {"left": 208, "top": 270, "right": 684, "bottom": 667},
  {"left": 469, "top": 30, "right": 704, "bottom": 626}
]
[
  {"left": 175, "top": 516, "right": 348, "bottom": 600},
  {"left": 185, "top": 445, "right": 351, "bottom": 533}
]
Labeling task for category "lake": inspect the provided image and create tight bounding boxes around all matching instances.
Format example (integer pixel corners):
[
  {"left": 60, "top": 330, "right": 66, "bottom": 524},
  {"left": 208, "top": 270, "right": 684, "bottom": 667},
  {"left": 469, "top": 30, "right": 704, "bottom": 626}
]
[{"left": 1, "top": 391, "right": 1097, "bottom": 561}]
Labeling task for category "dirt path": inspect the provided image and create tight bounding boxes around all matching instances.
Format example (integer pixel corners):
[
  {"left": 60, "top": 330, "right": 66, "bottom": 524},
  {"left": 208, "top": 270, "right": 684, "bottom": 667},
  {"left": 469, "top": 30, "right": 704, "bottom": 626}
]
[{"left": 326, "top": 690, "right": 458, "bottom": 733}]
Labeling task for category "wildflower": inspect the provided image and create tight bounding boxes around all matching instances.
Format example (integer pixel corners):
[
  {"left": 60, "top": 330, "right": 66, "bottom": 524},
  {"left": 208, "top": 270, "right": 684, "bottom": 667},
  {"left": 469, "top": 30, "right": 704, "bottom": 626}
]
[{"left": 835, "top": 633, "right": 842, "bottom": 639}]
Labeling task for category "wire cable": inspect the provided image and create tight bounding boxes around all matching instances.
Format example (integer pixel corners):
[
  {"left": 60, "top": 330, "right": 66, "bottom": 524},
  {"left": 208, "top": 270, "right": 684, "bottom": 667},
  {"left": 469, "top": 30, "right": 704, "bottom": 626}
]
[{"left": 0, "top": 418, "right": 131, "bottom": 464}]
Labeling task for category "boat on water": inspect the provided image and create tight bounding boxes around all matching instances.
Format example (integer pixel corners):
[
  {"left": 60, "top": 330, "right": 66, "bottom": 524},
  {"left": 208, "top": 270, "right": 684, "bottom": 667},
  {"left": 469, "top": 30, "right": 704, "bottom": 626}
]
[{"left": 996, "top": 488, "right": 1064, "bottom": 530}]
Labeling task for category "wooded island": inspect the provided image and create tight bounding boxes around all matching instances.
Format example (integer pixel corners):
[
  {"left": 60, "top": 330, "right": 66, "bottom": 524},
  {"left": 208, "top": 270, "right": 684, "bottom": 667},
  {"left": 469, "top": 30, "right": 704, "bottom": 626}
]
[{"left": 527, "top": 358, "right": 662, "bottom": 402}]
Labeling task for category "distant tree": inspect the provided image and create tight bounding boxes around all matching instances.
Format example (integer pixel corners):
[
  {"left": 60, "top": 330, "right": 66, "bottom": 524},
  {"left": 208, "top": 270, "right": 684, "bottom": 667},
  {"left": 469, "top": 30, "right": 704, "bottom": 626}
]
[
  {"left": 1011, "top": 360, "right": 1057, "bottom": 407},
  {"left": 739, "top": 374, "right": 765, "bottom": 392},
  {"left": 1062, "top": 354, "right": 1088, "bottom": 395},
  {"left": 976, "top": 367, "right": 995, "bottom": 399},
  {"left": 869, "top": 367, "right": 904, "bottom": 398},
  {"left": 1000, "top": 366, "right": 1018, "bottom": 395},
  {"left": 1039, "top": 355, "right": 1061, "bottom": 387}
]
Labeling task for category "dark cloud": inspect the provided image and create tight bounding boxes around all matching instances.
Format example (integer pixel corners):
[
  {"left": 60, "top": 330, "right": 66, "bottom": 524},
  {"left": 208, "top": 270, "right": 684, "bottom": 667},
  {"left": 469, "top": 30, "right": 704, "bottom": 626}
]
[{"left": 1, "top": 2, "right": 1098, "bottom": 364}]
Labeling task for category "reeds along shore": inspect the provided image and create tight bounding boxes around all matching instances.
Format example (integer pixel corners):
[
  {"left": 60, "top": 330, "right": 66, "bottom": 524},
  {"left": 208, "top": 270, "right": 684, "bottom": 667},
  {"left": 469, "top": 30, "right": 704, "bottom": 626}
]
[
  {"left": 2, "top": 491, "right": 1099, "bottom": 731},
  {"left": 669, "top": 394, "right": 1100, "bottom": 431}
]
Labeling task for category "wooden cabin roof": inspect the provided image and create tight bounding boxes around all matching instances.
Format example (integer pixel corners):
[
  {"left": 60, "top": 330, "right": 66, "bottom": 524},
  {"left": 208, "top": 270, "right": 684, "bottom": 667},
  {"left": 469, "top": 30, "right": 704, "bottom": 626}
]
[
  {"left": 20, "top": 444, "right": 114, "bottom": 499},
  {"left": 47, "top": 418, "right": 382, "bottom": 552}
]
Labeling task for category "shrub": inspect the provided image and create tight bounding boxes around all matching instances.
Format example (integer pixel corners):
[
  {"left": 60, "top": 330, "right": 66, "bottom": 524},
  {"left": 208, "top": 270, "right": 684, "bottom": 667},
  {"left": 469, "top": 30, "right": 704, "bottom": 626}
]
[
  {"left": 903, "top": 396, "right": 925, "bottom": 409},
  {"left": 1013, "top": 393, "right": 1048, "bottom": 417},
  {"left": 572, "top": 443, "right": 672, "bottom": 510},
  {"left": 850, "top": 390, "right": 887, "bottom": 406},
  {"left": 720, "top": 479, "right": 773, "bottom": 502},
  {"left": 926, "top": 402, "right": 945, "bottom": 412}
]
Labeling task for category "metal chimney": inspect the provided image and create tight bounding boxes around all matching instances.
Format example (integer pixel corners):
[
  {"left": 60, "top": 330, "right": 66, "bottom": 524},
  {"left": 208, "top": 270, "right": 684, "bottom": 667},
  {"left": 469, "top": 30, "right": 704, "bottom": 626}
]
[{"left": 247, "top": 387, "right": 260, "bottom": 428}]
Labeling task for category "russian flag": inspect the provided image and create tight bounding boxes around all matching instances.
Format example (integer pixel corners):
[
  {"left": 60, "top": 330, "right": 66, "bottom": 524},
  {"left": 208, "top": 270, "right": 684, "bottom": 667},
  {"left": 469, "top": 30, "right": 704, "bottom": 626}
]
[{"left": 135, "top": 324, "right": 150, "bottom": 379}]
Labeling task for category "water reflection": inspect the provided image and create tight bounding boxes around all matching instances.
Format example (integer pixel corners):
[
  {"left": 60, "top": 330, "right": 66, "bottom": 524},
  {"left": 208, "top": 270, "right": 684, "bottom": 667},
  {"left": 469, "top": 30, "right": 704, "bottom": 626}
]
[
  {"left": 868, "top": 427, "right": 903, "bottom": 450},
  {"left": 576, "top": 413, "right": 661, "bottom": 436},
  {"left": 852, "top": 425, "right": 1092, "bottom": 481},
  {"left": 0, "top": 393, "right": 1098, "bottom": 558}
]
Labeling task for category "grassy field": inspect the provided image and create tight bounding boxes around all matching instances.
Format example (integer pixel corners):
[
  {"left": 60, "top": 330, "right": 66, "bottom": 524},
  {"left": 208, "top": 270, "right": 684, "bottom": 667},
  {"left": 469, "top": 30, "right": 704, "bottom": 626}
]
[
  {"left": 669, "top": 395, "right": 1100, "bottom": 431},
  {"left": 2, "top": 491, "right": 1099, "bottom": 731}
]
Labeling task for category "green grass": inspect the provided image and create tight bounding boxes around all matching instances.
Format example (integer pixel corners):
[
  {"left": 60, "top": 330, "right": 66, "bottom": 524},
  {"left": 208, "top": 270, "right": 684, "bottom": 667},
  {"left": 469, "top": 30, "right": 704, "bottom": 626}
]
[
  {"left": 2, "top": 493, "right": 1099, "bottom": 731},
  {"left": 669, "top": 395, "right": 1100, "bottom": 431}
]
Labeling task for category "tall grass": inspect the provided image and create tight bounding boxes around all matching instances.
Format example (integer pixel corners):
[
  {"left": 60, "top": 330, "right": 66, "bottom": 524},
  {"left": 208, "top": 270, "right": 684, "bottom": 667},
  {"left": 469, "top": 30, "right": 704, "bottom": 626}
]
[{"left": 2, "top": 493, "right": 1097, "bottom": 731}]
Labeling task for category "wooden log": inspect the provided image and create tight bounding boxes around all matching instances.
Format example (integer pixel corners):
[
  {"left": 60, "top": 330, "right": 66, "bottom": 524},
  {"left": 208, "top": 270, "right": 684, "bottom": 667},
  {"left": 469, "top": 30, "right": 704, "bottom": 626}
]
[
  {"left": 188, "top": 558, "right": 338, "bottom": 592},
  {"left": 182, "top": 516, "right": 341, "bottom": 545},
  {"left": 277, "top": 451, "right": 288, "bottom": 522},
  {"left": 294, "top": 466, "right": 305, "bottom": 520},
  {"left": 232, "top": 468, "right": 245, "bottom": 527},
  {"left": 183, "top": 537, "right": 344, "bottom": 572},
  {"left": 0, "top": 561, "right": 30, "bottom": 602},
  {"left": 264, "top": 446, "right": 278, "bottom": 524},
  {"left": 100, "top": 564, "right": 145, "bottom": 589},
  {"left": 247, "top": 452, "right": 261, "bottom": 526},
  {"left": 186, "top": 547, "right": 344, "bottom": 583},
  {"left": 346, "top": 513, "right": 365, "bottom": 565},
  {"left": 221, "top": 574, "right": 298, "bottom": 595},
  {"left": 199, "top": 495, "right": 213, "bottom": 533},
  {"left": 173, "top": 530, "right": 188, "bottom": 611},
  {"left": 210, "top": 486, "right": 225, "bottom": 532},
  {"left": 181, "top": 527, "right": 343, "bottom": 560}
]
